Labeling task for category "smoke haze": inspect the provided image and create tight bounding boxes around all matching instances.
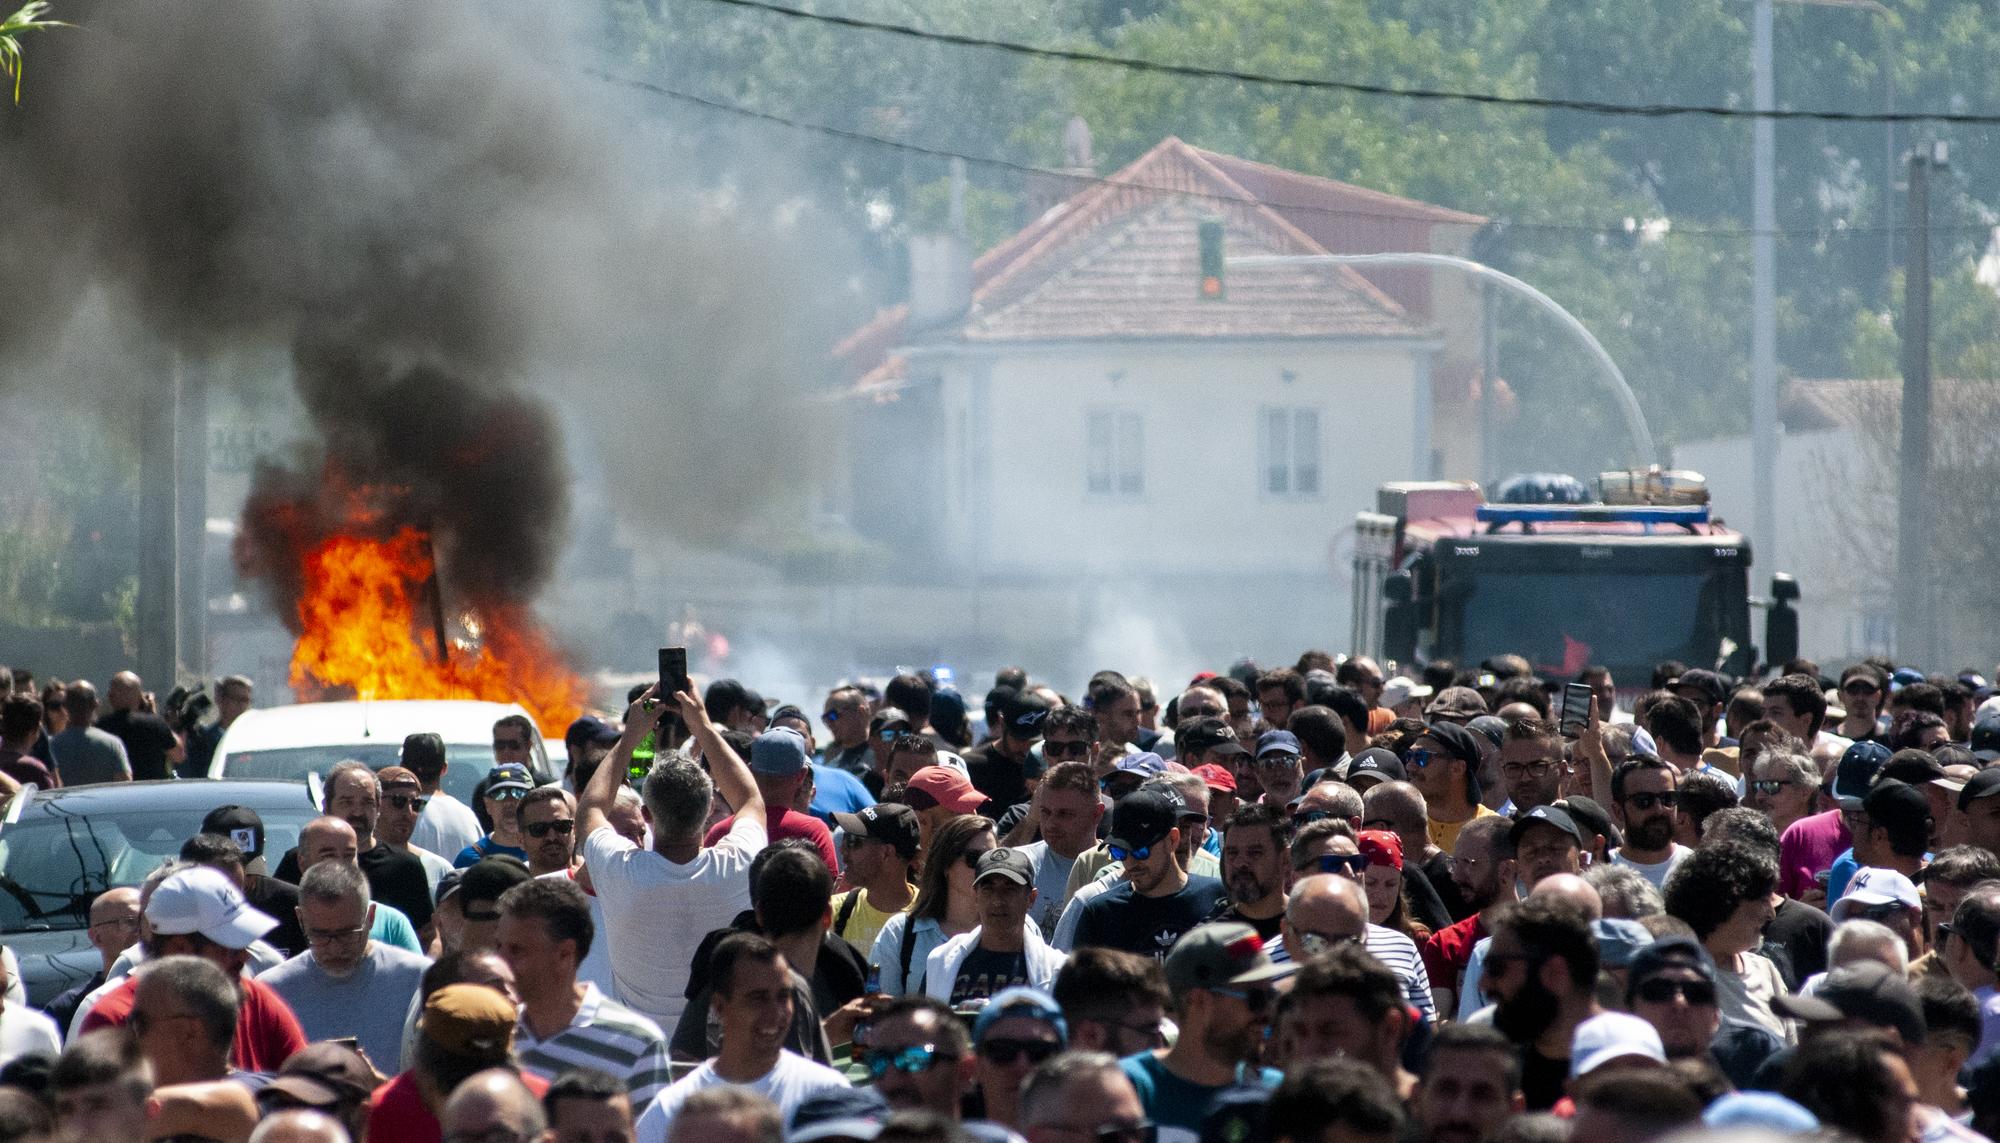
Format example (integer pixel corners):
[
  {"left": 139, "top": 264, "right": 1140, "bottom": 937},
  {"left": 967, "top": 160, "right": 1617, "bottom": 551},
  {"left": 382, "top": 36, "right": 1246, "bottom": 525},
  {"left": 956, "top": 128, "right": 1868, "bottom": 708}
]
[{"left": 0, "top": 0, "right": 826, "bottom": 630}]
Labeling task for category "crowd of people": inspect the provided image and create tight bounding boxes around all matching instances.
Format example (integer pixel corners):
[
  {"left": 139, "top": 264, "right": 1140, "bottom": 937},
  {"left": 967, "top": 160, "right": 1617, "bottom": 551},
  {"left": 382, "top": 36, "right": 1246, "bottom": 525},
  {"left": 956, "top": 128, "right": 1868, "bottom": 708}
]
[{"left": 6, "top": 651, "right": 2000, "bottom": 1143}]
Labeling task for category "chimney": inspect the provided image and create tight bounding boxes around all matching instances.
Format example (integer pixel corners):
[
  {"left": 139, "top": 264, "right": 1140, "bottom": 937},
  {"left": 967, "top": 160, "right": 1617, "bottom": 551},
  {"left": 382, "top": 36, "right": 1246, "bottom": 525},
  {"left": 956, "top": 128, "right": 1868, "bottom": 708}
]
[{"left": 909, "top": 158, "right": 971, "bottom": 332}]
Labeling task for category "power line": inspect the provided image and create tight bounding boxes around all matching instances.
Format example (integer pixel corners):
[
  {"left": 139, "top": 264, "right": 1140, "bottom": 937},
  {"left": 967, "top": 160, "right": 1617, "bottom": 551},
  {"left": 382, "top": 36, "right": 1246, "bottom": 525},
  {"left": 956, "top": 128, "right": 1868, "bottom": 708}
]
[
  {"left": 696, "top": 0, "right": 2000, "bottom": 127},
  {"left": 590, "top": 67, "right": 1994, "bottom": 240}
]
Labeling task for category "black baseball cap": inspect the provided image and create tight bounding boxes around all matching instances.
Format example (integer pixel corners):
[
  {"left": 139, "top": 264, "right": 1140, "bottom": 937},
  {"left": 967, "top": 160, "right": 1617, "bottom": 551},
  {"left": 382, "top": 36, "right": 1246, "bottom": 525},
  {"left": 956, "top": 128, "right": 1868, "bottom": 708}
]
[
  {"left": 1774, "top": 960, "right": 1925, "bottom": 1045},
  {"left": 1880, "top": 749, "right": 1948, "bottom": 786},
  {"left": 1669, "top": 669, "right": 1730, "bottom": 708},
  {"left": 1179, "top": 717, "right": 1246, "bottom": 758},
  {"left": 1419, "top": 722, "right": 1484, "bottom": 770},
  {"left": 1108, "top": 788, "right": 1180, "bottom": 852},
  {"left": 1345, "top": 747, "right": 1405, "bottom": 786},
  {"left": 1001, "top": 691, "right": 1052, "bottom": 739},
  {"left": 1960, "top": 768, "right": 2000, "bottom": 813},
  {"left": 1558, "top": 796, "right": 1622, "bottom": 850},
  {"left": 832, "top": 803, "right": 922, "bottom": 858},
  {"left": 459, "top": 855, "right": 532, "bottom": 912},
  {"left": 1509, "top": 805, "right": 1585, "bottom": 848},
  {"left": 201, "top": 805, "right": 265, "bottom": 863},
  {"left": 1973, "top": 717, "right": 2000, "bottom": 763},
  {"left": 974, "top": 848, "right": 1035, "bottom": 887},
  {"left": 1626, "top": 936, "right": 1717, "bottom": 993},
  {"left": 1833, "top": 741, "right": 1894, "bottom": 806},
  {"left": 1862, "top": 778, "right": 1931, "bottom": 835}
]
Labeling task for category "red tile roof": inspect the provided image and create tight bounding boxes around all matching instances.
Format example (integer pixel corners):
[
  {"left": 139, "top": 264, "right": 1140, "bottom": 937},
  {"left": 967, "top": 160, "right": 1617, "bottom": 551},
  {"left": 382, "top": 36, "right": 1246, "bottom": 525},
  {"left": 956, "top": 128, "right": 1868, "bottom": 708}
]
[{"left": 837, "top": 137, "right": 1483, "bottom": 391}]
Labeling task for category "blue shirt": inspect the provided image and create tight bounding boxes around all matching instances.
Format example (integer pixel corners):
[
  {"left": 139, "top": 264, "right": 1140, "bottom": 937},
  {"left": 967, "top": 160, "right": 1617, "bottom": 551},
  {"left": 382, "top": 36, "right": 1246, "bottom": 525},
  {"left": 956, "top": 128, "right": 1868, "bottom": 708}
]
[
  {"left": 454, "top": 837, "right": 529, "bottom": 868},
  {"left": 1120, "top": 1052, "right": 1279, "bottom": 1143},
  {"left": 808, "top": 763, "right": 873, "bottom": 825}
]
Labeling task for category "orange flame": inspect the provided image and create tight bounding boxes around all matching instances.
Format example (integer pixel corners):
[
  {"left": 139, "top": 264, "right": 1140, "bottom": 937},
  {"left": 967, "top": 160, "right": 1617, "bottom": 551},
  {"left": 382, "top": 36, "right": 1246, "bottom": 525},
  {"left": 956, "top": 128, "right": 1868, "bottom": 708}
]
[{"left": 289, "top": 526, "right": 585, "bottom": 736}]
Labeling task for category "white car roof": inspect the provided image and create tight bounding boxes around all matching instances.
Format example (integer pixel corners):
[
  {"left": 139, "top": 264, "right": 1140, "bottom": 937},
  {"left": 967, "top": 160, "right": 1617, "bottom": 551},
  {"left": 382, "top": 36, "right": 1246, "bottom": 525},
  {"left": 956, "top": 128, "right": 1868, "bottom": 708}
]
[{"left": 217, "top": 700, "right": 535, "bottom": 753}]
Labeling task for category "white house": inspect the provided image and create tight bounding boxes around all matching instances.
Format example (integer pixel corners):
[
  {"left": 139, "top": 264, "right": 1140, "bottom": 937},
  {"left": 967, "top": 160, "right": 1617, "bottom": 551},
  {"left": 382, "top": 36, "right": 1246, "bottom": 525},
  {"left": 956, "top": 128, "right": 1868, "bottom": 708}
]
[{"left": 828, "top": 138, "right": 1495, "bottom": 673}]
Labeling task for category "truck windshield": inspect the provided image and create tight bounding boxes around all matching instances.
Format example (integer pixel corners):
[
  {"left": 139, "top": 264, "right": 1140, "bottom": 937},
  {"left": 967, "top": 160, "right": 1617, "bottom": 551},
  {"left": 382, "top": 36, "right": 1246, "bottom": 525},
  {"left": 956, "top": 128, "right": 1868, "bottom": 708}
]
[{"left": 1457, "top": 570, "right": 1725, "bottom": 677}]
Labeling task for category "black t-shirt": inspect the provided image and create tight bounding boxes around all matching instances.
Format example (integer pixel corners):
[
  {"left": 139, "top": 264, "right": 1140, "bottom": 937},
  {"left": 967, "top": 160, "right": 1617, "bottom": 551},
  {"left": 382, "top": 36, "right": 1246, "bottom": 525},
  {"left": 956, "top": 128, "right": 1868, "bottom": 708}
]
[
  {"left": 1522, "top": 1048, "right": 1569, "bottom": 1111},
  {"left": 358, "top": 844, "right": 434, "bottom": 930},
  {"left": 246, "top": 875, "right": 304, "bottom": 957},
  {"left": 951, "top": 945, "right": 1029, "bottom": 1005},
  {"left": 1763, "top": 897, "right": 1834, "bottom": 988},
  {"left": 1423, "top": 850, "right": 1472, "bottom": 923},
  {"left": 1403, "top": 865, "right": 1453, "bottom": 933},
  {"left": 98, "top": 710, "right": 178, "bottom": 782},
  {"left": 1209, "top": 903, "right": 1285, "bottom": 943},
  {"left": 964, "top": 741, "right": 1035, "bottom": 808},
  {"left": 1073, "top": 875, "right": 1229, "bottom": 959}
]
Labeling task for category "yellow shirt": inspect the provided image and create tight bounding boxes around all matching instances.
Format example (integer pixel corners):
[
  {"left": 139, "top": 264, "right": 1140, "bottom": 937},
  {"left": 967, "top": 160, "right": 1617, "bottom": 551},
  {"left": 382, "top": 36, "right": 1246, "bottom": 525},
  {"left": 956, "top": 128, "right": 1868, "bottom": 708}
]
[
  {"left": 1428, "top": 804, "right": 1497, "bottom": 854},
  {"left": 831, "top": 885, "right": 914, "bottom": 958}
]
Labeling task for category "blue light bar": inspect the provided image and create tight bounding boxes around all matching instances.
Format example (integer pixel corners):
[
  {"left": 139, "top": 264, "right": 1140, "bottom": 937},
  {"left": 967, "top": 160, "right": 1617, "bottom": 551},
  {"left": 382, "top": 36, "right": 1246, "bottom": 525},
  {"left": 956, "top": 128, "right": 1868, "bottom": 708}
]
[{"left": 1475, "top": 503, "right": 1711, "bottom": 527}]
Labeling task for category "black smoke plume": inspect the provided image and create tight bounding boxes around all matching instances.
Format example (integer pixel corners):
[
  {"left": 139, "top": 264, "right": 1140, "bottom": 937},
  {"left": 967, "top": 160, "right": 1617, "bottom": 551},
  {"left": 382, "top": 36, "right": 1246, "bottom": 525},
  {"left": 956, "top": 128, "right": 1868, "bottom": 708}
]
[{"left": 0, "top": 0, "right": 817, "bottom": 630}]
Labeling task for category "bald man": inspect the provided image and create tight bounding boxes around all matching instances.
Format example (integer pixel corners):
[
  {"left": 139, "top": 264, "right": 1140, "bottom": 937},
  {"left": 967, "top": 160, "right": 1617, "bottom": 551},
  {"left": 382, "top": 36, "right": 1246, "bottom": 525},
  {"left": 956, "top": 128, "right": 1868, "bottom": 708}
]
[
  {"left": 443, "top": 1069, "right": 549, "bottom": 1143},
  {"left": 44, "top": 887, "right": 141, "bottom": 1034},
  {"left": 1280, "top": 874, "right": 1435, "bottom": 1025},
  {"left": 1454, "top": 873, "right": 1604, "bottom": 1023},
  {"left": 100, "top": 671, "right": 183, "bottom": 782},
  {"left": 275, "top": 817, "right": 424, "bottom": 954},
  {"left": 248, "top": 1109, "right": 352, "bottom": 1143}
]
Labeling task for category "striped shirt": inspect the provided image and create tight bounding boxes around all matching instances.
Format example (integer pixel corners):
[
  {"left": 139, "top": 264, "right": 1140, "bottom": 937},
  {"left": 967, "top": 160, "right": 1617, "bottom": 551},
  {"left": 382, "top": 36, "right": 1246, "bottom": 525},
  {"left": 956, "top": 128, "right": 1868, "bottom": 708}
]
[
  {"left": 1268, "top": 923, "right": 1436, "bottom": 1024},
  {"left": 516, "top": 983, "right": 673, "bottom": 1113}
]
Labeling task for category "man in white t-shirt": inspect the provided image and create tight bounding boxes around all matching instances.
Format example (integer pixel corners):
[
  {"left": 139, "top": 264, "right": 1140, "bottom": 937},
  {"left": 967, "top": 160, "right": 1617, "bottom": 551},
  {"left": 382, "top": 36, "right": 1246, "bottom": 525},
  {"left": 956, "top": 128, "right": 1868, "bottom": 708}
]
[
  {"left": 403, "top": 732, "right": 484, "bottom": 861},
  {"left": 634, "top": 934, "right": 848, "bottom": 1143},
  {"left": 1608, "top": 757, "right": 1691, "bottom": 890},
  {"left": 580, "top": 685, "right": 768, "bottom": 1033}
]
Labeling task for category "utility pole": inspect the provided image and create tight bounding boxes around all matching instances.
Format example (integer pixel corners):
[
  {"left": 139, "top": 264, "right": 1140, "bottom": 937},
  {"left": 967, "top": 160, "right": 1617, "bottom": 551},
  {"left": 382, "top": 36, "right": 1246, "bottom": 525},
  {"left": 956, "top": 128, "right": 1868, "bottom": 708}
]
[
  {"left": 1750, "top": 0, "right": 1778, "bottom": 589},
  {"left": 136, "top": 356, "right": 181, "bottom": 690},
  {"left": 1896, "top": 143, "right": 1943, "bottom": 667}
]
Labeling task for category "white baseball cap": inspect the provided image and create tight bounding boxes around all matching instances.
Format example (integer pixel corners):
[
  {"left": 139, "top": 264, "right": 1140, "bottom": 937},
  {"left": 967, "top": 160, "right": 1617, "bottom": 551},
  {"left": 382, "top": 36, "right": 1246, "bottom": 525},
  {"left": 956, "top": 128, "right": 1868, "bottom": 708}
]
[
  {"left": 1569, "top": 1011, "right": 1666, "bottom": 1079},
  {"left": 1381, "top": 676, "right": 1434, "bottom": 708},
  {"left": 1832, "top": 867, "right": 1922, "bottom": 919},
  {"left": 146, "top": 866, "right": 278, "bottom": 950}
]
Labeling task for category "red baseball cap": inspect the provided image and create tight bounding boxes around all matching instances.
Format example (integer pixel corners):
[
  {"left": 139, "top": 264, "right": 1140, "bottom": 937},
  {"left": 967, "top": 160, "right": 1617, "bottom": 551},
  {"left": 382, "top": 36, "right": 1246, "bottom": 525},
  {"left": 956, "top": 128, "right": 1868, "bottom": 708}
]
[
  {"left": 1191, "top": 763, "right": 1238, "bottom": 793},
  {"left": 907, "top": 766, "right": 987, "bottom": 814}
]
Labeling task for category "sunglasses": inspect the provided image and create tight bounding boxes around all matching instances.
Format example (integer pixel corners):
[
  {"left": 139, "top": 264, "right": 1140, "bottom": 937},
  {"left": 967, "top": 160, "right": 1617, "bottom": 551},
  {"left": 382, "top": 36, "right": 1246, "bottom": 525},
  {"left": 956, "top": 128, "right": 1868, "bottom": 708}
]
[
  {"left": 822, "top": 710, "right": 843, "bottom": 726},
  {"left": 1842, "top": 681, "right": 1881, "bottom": 695},
  {"left": 1849, "top": 901, "right": 1906, "bottom": 923},
  {"left": 493, "top": 739, "right": 529, "bottom": 751},
  {"left": 980, "top": 1038, "right": 1061, "bottom": 1066},
  {"left": 1405, "top": 748, "right": 1437, "bottom": 769},
  {"left": 1747, "top": 780, "right": 1794, "bottom": 796},
  {"left": 1086, "top": 1124, "right": 1157, "bottom": 1143},
  {"left": 864, "top": 1043, "right": 952, "bottom": 1078},
  {"left": 1292, "top": 809, "right": 1334, "bottom": 827},
  {"left": 488, "top": 787, "right": 528, "bottom": 802},
  {"left": 1634, "top": 977, "right": 1718, "bottom": 1006},
  {"left": 1108, "top": 843, "right": 1153, "bottom": 863},
  {"left": 1312, "top": 853, "right": 1369, "bottom": 877},
  {"left": 1211, "top": 986, "right": 1275, "bottom": 1015},
  {"left": 525, "top": 819, "right": 575, "bottom": 839},
  {"left": 1621, "top": 791, "right": 1679, "bottom": 811},
  {"left": 877, "top": 727, "right": 909, "bottom": 743},
  {"left": 384, "top": 794, "right": 429, "bottom": 812},
  {"left": 1043, "top": 740, "right": 1091, "bottom": 760},
  {"left": 959, "top": 850, "right": 991, "bottom": 870},
  {"left": 1298, "top": 930, "right": 1364, "bottom": 956}
]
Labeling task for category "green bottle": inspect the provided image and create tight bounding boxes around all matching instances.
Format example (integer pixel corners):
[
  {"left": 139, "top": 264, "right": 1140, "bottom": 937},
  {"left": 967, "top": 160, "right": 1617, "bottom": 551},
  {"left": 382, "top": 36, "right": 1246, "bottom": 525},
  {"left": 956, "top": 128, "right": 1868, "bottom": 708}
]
[{"left": 628, "top": 729, "right": 656, "bottom": 782}]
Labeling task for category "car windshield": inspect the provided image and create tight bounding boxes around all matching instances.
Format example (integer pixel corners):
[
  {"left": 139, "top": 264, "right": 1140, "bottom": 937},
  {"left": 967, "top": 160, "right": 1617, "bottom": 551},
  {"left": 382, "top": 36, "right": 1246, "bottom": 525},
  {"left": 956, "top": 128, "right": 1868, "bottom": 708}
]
[
  {"left": 1459, "top": 570, "right": 1727, "bottom": 678},
  {"left": 220, "top": 744, "right": 504, "bottom": 805},
  {"left": 0, "top": 801, "right": 316, "bottom": 934}
]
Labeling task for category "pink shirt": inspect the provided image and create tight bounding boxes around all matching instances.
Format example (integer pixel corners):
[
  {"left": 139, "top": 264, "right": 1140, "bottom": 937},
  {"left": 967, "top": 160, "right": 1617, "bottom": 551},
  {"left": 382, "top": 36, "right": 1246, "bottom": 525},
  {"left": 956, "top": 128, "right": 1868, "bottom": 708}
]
[{"left": 1778, "top": 809, "right": 1852, "bottom": 898}]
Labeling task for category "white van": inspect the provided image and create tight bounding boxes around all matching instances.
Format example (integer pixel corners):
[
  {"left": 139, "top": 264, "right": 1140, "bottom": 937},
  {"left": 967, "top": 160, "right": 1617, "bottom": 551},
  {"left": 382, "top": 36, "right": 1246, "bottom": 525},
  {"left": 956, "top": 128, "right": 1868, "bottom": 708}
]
[{"left": 209, "top": 699, "right": 558, "bottom": 805}]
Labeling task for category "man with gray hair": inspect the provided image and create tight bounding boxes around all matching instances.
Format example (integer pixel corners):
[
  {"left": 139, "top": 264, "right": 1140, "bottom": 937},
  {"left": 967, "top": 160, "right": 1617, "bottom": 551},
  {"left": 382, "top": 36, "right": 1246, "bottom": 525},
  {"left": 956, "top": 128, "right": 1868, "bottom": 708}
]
[
  {"left": 580, "top": 685, "right": 766, "bottom": 1032},
  {"left": 131, "top": 955, "right": 238, "bottom": 1086},
  {"left": 1582, "top": 864, "right": 1663, "bottom": 920},
  {"left": 260, "top": 859, "right": 431, "bottom": 1067},
  {"left": 1019, "top": 1051, "right": 1147, "bottom": 1143}
]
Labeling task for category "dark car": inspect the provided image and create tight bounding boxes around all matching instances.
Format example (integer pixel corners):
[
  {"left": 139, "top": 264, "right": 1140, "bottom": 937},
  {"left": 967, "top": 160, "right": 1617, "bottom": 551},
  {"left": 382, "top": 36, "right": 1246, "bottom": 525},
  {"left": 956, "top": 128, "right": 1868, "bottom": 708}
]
[{"left": 0, "top": 779, "right": 321, "bottom": 1008}]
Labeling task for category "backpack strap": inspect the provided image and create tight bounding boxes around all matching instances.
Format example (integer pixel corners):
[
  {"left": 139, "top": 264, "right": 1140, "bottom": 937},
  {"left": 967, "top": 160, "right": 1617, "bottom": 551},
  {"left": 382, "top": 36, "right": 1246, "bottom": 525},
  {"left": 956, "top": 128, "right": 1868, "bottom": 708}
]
[{"left": 834, "top": 889, "right": 862, "bottom": 940}]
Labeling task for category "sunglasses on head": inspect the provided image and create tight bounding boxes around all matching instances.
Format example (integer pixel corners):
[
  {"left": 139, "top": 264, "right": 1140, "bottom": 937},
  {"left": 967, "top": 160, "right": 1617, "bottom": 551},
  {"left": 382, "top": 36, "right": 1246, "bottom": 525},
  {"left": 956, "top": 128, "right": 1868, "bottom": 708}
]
[
  {"left": 525, "top": 819, "right": 575, "bottom": 838},
  {"left": 1312, "top": 853, "right": 1368, "bottom": 877},
  {"left": 980, "top": 1038, "right": 1061, "bottom": 1066},
  {"left": 1634, "top": 977, "right": 1718, "bottom": 1006},
  {"left": 1621, "top": 791, "right": 1679, "bottom": 811},
  {"left": 863, "top": 1043, "right": 951, "bottom": 1078}
]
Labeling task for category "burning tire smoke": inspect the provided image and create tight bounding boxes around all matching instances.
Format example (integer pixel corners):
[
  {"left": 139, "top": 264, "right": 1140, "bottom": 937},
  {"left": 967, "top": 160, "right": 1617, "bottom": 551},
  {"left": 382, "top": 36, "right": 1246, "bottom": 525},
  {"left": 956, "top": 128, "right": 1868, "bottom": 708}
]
[{"left": 0, "top": 1, "right": 819, "bottom": 729}]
